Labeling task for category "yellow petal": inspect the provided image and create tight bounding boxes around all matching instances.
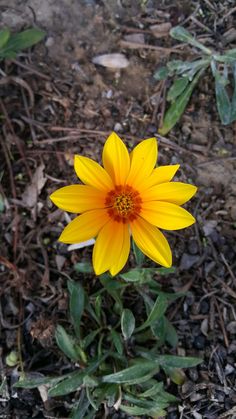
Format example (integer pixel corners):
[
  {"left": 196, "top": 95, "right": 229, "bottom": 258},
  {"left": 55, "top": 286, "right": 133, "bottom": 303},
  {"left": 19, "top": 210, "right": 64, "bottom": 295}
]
[
  {"left": 140, "top": 201, "right": 196, "bottom": 230},
  {"left": 93, "top": 221, "right": 130, "bottom": 276},
  {"left": 59, "top": 209, "right": 109, "bottom": 243},
  {"left": 74, "top": 155, "right": 113, "bottom": 191},
  {"left": 102, "top": 132, "right": 130, "bottom": 185},
  {"left": 110, "top": 225, "right": 130, "bottom": 276},
  {"left": 130, "top": 217, "right": 172, "bottom": 267},
  {"left": 139, "top": 165, "right": 180, "bottom": 190},
  {"left": 141, "top": 182, "right": 197, "bottom": 205},
  {"left": 50, "top": 185, "right": 106, "bottom": 213},
  {"left": 126, "top": 138, "right": 157, "bottom": 188}
]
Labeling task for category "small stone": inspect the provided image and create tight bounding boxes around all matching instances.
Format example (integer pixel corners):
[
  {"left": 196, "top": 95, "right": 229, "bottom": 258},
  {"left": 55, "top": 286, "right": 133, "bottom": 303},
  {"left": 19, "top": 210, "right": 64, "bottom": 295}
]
[
  {"left": 193, "top": 334, "right": 206, "bottom": 350},
  {"left": 124, "top": 33, "right": 145, "bottom": 44},
  {"left": 188, "top": 367, "right": 199, "bottom": 382},
  {"left": 188, "top": 239, "right": 199, "bottom": 255},
  {"left": 200, "top": 300, "right": 209, "bottom": 314},
  {"left": 45, "top": 37, "right": 54, "bottom": 48},
  {"left": 113, "top": 122, "right": 123, "bottom": 132},
  {"left": 180, "top": 253, "right": 199, "bottom": 270}
]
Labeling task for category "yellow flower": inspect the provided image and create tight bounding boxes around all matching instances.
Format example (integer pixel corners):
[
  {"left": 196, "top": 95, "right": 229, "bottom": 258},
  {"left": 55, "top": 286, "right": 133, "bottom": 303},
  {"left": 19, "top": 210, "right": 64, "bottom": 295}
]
[{"left": 50, "top": 132, "right": 197, "bottom": 276}]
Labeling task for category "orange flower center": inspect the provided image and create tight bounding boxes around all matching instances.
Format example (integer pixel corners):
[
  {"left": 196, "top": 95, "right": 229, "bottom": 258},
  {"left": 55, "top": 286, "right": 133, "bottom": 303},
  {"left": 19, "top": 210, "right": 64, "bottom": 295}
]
[{"left": 105, "top": 185, "right": 142, "bottom": 223}]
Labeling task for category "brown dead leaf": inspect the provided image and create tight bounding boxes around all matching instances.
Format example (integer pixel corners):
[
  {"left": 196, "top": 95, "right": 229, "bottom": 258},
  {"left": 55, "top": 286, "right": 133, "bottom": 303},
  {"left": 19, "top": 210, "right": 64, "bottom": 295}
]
[{"left": 22, "top": 164, "right": 47, "bottom": 208}]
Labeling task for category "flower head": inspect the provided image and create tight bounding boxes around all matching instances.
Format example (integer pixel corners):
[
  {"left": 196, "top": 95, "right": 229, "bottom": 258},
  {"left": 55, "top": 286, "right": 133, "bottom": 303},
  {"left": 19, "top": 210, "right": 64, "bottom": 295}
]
[{"left": 50, "top": 132, "right": 197, "bottom": 276}]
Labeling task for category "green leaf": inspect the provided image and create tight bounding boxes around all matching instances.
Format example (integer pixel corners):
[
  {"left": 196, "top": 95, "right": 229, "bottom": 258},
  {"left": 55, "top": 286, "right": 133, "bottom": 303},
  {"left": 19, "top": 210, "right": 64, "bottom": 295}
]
[
  {"left": 0, "top": 29, "right": 10, "bottom": 50},
  {"left": 164, "top": 317, "right": 178, "bottom": 347},
  {"left": 68, "top": 280, "right": 85, "bottom": 338},
  {"left": 135, "top": 294, "right": 168, "bottom": 332},
  {"left": 55, "top": 325, "right": 80, "bottom": 361},
  {"left": 99, "top": 274, "right": 124, "bottom": 308},
  {"left": 151, "top": 316, "right": 166, "bottom": 344},
  {"left": 137, "top": 350, "right": 202, "bottom": 369},
  {"left": 14, "top": 374, "right": 65, "bottom": 389},
  {"left": 138, "top": 381, "right": 164, "bottom": 397},
  {"left": 82, "top": 329, "right": 101, "bottom": 349},
  {"left": 121, "top": 309, "right": 135, "bottom": 340},
  {"left": 49, "top": 370, "right": 85, "bottom": 397},
  {"left": 0, "top": 193, "right": 4, "bottom": 213},
  {"left": 154, "top": 66, "right": 170, "bottom": 80},
  {"left": 1, "top": 28, "right": 45, "bottom": 57},
  {"left": 214, "top": 48, "right": 236, "bottom": 63},
  {"left": 159, "top": 68, "right": 204, "bottom": 135},
  {"left": 70, "top": 390, "right": 91, "bottom": 419},
  {"left": 121, "top": 395, "right": 168, "bottom": 416},
  {"left": 211, "top": 63, "right": 231, "bottom": 125},
  {"left": 110, "top": 329, "right": 123, "bottom": 355},
  {"left": 120, "top": 268, "right": 154, "bottom": 283},
  {"left": 156, "top": 267, "right": 176, "bottom": 276},
  {"left": 49, "top": 354, "right": 109, "bottom": 397},
  {"left": 74, "top": 262, "right": 93, "bottom": 273},
  {"left": 170, "top": 26, "right": 212, "bottom": 55},
  {"left": 132, "top": 239, "right": 145, "bottom": 265},
  {"left": 167, "top": 77, "right": 189, "bottom": 102},
  {"left": 101, "top": 361, "right": 159, "bottom": 384},
  {"left": 94, "top": 295, "right": 102, "bottom": 322}
]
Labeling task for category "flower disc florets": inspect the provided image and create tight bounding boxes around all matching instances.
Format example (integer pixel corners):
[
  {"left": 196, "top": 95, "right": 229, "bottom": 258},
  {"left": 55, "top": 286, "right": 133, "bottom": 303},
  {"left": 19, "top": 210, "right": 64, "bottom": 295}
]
[{"left": 105, "top": 185, "right": 142, "bottom": 223}]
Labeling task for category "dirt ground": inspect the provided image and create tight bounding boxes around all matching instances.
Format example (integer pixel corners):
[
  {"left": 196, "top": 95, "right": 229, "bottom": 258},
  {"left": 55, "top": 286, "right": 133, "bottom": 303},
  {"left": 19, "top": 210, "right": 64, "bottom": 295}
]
[{"left": 0, "top": 1, "right": 236, "bottom": 418}]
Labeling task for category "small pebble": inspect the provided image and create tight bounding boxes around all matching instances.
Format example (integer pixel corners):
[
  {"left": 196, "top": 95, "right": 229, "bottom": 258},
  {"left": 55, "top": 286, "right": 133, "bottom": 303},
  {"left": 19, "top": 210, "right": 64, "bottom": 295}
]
[
  {"left": 188, "top": 239, "right": 199, "bottom": 255},
  {"left": 188, "top": 367, "right": 199, "bottom": 382},
  {"left": 200, "top": 300, "right": 209, "bottom": 314},
  {"left": 193, "top": 334, "right": 206, "bottom": 350}
]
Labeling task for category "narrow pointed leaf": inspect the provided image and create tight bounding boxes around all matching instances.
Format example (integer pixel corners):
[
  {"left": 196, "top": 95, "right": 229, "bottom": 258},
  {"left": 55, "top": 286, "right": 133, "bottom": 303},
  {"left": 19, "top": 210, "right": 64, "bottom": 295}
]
[
  {"left": 110, "top": 329, "right": 123, "bottom": 355},
  {"left": 167, "top": 77, "right": 189, "bottom": 102},
  {"left": 214, "top": 48, "right": 236, "bottom": 63},
  {"left": 159, "top": 68, "right": 204, "bottom": 135},
  {"left": 132, "top": 239, "right": 145, "bottom": 265},
  {"left": 135, "top": 294, "right": 168, "bottom": 332},
  {"left": 68, "top": 280, "right": 85, "bottom": 338},
  {"left": 137, "top": 350, "right": 202, "bottom": 368},
  {"left": 212, "top": 65, "right": 231, "bottom": 125},
  {"left": 101, "top": 361, "right": 159, "bottom": 384}
]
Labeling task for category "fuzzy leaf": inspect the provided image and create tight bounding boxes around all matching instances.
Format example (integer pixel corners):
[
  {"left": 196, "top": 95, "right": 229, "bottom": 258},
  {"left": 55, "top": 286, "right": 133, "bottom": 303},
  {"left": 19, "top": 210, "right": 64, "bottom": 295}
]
[
  {"left": 135, "top": 294, "right": 168, "bottom": 332},
  {"left": 55, "top": 325, "right": 80, "bottom": 361},
  {"left": 101, "top": 361, "right": 159, "bottom": 384},
  {"left": 159, "top": 68, "right": 204, "bottom": 135},
  {"left": 68, "top": 280, "right": 85, "bottom": 338},
  {"left": 214, "top": 48, "right": 236, "bottom": 63},
  {"left": 121, "top": 308, "right": 135, "bottom": 340},
  {"left": 170, "top": 26, "right": 212, "bottom": 54},
  {"left": 110, "top": 329, "right": 123, "bottom": 355},
  {"left": 167, "top": 77, "right": 189, "bottom": 102},
  {"left": 154, "top": 66, "right": 170, "bottom": 80},
  {"left": 132, "top": 239, "right": 145, "bottom": 265},
  {"left": 212, "top": 65, "right": 231, "bottom": 125}
]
